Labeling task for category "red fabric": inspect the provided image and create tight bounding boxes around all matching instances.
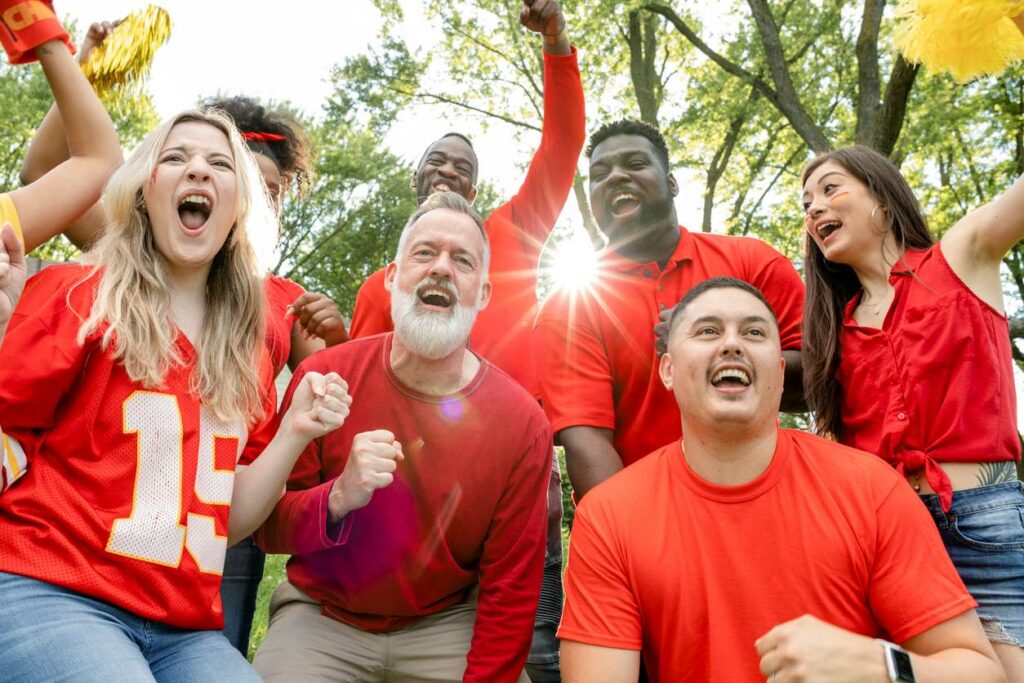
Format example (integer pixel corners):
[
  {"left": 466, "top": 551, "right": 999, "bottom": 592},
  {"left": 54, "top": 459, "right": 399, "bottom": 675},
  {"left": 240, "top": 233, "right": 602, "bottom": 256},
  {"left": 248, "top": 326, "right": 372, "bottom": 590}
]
[
  {"left": 264, "top": 274, "right": 304, "bottom": 376},
  {"left": 348, "top": 48, "right": 586, "bottom": 398},
  {"left": 559, "top": 430, "right": 976, "bottom": 683},
  {"left": 255, "top": 333, "right": 553, "bottom": 683},
  {"left": 536, "top": 227, "right": 804, "bottom": 466},
  {"left": 241, "top": 131, "right": 286, "bottom": 143},
  {"left": 0, "top": 0, "right": 74, "bottom": 64},
  {"left": 837, "top": 244, "right": 1021, "bottom": 511},
  {"left": 0, "top": 264, "right": 276, "bottom": 630}
]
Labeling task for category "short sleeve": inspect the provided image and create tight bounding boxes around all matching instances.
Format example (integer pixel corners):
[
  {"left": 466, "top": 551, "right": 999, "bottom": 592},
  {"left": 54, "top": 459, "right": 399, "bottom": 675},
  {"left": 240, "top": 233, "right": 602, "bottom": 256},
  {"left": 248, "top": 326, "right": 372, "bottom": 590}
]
[
  {"left": 745, "top": 239, "right": 804, "bottom": 350},
  {"left": 558, "top": 501, "right": 643, "bottom": 650},
  {"left": 349, "top": 269, "right": 393, "bottom": 339},
  {"left": 0, "top": 267, "right": 92, "bottom": 458},
  {"left": 535, "top": 293, "right": 616, "bottom": 435},
  {"left": 867, "top": 480, "right": 977, "bottom": 643}
]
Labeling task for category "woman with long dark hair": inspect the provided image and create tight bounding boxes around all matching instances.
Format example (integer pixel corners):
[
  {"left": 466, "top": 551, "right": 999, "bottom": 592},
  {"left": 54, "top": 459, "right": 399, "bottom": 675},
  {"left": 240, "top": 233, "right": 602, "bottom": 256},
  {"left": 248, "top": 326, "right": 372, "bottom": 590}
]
[{"left": 802, "top": 144, "right": 1024, "bottom": 679}]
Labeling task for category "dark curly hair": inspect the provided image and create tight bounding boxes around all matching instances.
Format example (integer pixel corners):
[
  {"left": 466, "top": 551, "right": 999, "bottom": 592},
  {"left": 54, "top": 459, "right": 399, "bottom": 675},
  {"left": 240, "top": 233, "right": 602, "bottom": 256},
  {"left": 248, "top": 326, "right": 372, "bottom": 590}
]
[
  {"left": 203, "top": 95, "right": 313, "bottom": 196},
  {"left": 586, "top": 119, "right": 671, "bottom": 171}
]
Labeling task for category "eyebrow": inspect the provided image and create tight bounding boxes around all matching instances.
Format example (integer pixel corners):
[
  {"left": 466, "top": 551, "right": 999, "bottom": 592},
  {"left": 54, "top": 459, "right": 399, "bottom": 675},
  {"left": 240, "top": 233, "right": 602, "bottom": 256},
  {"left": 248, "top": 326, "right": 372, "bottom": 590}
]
[
  {"left": 802, "top": 171, "right": 846, "bottom": 200},
  {"left": 161, "top": 145, "right": 233, "bottom": 161},
  {"left": 688, "top": 314, "right": 772, "bottom": 327}
]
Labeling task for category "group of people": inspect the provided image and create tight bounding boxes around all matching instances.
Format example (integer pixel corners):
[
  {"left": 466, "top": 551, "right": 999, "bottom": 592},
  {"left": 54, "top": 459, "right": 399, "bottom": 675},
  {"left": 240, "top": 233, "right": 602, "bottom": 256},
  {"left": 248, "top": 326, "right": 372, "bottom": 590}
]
[{"left": 0, "top": 1, "right": 1021, "bottom": 682}]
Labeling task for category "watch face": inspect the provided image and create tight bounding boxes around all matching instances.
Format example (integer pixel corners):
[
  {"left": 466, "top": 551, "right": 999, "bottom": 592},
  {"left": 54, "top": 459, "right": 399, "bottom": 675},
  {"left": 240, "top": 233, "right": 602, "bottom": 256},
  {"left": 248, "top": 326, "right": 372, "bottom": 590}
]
[{"left": 892, "top": 647, "right": 914, "bottom": 682}]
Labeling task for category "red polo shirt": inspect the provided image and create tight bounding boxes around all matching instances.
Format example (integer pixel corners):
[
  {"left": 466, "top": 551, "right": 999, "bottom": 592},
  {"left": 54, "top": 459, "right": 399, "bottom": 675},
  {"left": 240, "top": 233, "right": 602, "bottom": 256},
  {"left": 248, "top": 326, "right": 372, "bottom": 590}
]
[
  {"left": 536, "top": 226, "right": 804, "bottom": 466},
  {"left": 837, "top": 243, "right": 1020, "bottom": 510},
  {"left": 348, "top": 48, "right": 586, "bottom": 399}
]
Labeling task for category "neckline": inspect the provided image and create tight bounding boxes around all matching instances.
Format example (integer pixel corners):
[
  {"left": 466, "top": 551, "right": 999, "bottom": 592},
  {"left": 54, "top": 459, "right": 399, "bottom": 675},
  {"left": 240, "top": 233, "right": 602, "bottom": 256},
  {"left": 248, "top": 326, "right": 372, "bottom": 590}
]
[
  {"left": 381, "top": 332, "right": 488, "bottom": 403},
  {"left": 670, "top": 430, "right": 790, "bottom": 503}
]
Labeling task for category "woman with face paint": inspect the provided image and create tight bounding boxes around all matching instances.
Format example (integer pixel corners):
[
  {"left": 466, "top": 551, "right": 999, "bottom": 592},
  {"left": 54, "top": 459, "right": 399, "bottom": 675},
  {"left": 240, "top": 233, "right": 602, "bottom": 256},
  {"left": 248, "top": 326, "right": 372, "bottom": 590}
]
[
  {"left": 0, "top": 107, "right": 351, "bottom": 681},
  {"left": 801, "top": 144, "right": 1024, "bottom": 680}
]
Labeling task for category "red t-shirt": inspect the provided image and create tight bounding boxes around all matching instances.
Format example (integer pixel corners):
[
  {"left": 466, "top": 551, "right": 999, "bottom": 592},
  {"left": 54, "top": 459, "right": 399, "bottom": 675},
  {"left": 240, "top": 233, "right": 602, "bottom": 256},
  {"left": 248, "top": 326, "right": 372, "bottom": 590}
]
[
  {"left": 838, "top": 244, "right": 1021, "bottom": 510},
  {"left": 559, "top": 429, "right": 976, "bottom": 683},
  {"left": 348, "top": 48, "right": 586, "bottom": 398},
  {"left": 264, "top": 274, "right": 305, "bottom": 376},
  {"left": 255, "top": 333, "right": 553, "bottom": 683},
  {"left": 0, "top": 264, "right": 276, "bottom": 629},
  {"left": 536, "top": 227, "right": 804, "bottom": 466}
]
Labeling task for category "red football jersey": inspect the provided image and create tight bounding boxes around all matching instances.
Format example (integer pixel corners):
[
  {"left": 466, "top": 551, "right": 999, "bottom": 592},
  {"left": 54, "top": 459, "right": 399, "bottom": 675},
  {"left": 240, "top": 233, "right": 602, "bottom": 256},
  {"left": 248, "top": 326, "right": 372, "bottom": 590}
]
[
  {"left": 0, "top": 264, "right": 276, "bottom": 630},
  {"left": 264, "top": 274, "right": 305, "bottom": 376}
]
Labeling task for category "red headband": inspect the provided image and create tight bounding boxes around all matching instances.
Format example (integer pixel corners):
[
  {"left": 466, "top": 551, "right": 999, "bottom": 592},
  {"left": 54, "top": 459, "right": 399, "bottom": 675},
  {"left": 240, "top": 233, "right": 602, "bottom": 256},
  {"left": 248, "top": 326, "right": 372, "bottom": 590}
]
[{"left": 242, "top": 131, "right": 286, "bottom": 143}]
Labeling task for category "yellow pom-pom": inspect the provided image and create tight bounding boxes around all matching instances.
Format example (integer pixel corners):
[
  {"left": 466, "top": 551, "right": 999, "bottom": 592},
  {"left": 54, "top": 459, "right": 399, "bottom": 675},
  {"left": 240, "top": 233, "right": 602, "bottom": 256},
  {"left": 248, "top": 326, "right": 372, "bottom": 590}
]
[
  {"left": 894, "top": 0, "right": 1024, "bottom": 82},
  {"left": 80, "top": 6, "right": 171, "bottom": 112}
]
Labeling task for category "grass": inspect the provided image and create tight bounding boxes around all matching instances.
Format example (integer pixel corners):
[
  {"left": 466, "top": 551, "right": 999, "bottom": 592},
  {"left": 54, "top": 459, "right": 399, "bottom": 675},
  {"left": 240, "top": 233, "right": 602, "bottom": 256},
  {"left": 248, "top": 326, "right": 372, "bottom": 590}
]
[{"left": 245, "top": 449, "right": 575, "bottom": 660}]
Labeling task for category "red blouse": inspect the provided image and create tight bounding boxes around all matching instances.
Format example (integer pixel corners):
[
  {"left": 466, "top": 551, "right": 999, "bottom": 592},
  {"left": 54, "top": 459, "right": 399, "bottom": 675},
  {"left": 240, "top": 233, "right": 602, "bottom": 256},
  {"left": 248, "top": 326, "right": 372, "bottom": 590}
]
[{"left": 837, "top": 244, "right": 1020, "bottom": 510}]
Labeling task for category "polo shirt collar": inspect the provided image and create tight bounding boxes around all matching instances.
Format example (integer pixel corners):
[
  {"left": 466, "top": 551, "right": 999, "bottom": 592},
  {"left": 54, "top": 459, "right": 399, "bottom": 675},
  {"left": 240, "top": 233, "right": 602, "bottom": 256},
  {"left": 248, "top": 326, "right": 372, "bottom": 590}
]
[{"left": 598, "top": 225, "right": 691, "bottom": 274}]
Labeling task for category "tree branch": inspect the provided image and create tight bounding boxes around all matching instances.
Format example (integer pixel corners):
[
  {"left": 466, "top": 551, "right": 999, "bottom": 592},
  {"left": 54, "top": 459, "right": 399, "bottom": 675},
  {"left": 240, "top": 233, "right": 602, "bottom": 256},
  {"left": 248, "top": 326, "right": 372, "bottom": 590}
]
[
  {"left": 855, "top": 0, "right": 885, "bottom": 145},
  {"left": 874, "top": 55, "right": 919, "bottom": 155}
]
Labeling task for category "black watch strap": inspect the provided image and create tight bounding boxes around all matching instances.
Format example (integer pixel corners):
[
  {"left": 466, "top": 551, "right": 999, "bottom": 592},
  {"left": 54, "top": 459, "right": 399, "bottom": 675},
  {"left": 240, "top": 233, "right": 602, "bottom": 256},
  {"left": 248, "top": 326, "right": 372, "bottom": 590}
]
[{"left": 877, "top": 639, "right": 915, "bottom": 682}]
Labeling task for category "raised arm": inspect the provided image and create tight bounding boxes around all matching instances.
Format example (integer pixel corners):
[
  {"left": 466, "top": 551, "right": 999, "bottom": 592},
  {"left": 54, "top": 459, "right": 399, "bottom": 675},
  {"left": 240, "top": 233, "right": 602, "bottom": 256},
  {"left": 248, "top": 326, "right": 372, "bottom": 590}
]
[
  {"left": 16, "top": 21, "right": 121, "bottom": 250},
  {"left": 503, "top": 0, "right": 585, "bottom": 242}
]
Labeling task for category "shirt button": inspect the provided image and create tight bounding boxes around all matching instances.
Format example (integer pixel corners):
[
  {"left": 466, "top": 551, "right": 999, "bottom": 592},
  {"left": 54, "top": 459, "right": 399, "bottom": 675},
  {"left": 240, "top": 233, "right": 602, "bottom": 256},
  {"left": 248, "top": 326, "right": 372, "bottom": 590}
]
[{"left": 897, "top": 412, "right": 906, "bottom": 420}]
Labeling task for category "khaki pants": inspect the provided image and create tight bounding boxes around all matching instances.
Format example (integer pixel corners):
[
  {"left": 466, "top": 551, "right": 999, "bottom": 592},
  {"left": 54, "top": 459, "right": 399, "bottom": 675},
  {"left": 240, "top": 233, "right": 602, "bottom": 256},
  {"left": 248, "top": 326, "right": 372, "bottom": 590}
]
[{"left": 253, "top": 581, "right": 530, "bottom": 683}]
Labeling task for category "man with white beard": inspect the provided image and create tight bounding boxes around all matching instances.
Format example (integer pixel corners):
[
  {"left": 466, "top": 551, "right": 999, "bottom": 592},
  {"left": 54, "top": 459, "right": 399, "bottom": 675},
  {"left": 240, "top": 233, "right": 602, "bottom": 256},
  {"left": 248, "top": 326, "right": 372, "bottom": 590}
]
[{"left": 253, "top": 192, "right": 554, "bottom": 683}]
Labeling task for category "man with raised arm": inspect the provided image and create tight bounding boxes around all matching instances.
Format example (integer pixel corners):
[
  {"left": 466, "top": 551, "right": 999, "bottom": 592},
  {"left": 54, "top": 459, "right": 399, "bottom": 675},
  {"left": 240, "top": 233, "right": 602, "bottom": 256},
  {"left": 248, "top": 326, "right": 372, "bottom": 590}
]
[
  {"left": 349, "top": 5, "right": 584, "bottom": 677},
  {"left": 254, "top": 193, "right": 553, "bottom": 683},
  {"left": 536, "top": 119, "right": 805, "bottom": 500},
  {"left": 559, "top": 277, "right": 1005, "bottom": 683}
]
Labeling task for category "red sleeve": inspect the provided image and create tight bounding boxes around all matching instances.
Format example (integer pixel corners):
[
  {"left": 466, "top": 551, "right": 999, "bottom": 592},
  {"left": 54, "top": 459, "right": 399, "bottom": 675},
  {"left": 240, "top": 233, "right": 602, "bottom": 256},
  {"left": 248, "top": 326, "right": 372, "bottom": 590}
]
[
  {"left": 0, "top": 267, "right": 91, "bottom": 465},
  {"left": 253, "top": 362, "right": 353, "bottom": 555},
  {"left": 465, "top": 418, "right": 553, "bottom": 683},
  {"left": 500, "top": 48, "right": 586, "bottom": 247},
  {"left": 535, "top": 292, "right": 616, "bottom": 435},
  {"left": 558, "top": 496, "right": 643, "bottom": 650},
  {"left": 742, "top": 238, "right": 804, "bottom": 350},
  {"left": 867, "top": 478, "right": 977, "bottom": 643},
  {"left": 349, "top": 269, "right": 393, "bottom": 339}
]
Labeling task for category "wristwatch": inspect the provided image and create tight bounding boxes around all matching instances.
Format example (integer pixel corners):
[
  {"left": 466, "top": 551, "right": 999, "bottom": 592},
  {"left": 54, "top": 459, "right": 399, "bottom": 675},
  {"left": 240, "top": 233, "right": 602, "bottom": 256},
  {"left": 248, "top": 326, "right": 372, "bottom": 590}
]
[{"left": 877, "top": 639, "right": 915, "bottom": 682}]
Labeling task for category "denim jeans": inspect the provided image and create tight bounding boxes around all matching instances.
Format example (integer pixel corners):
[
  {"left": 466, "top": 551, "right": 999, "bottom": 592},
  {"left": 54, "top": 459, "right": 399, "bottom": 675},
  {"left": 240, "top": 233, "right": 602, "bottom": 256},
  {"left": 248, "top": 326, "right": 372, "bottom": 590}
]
[
  {"left": 919, "top": 481, "right": 1024, "bottom": 646},
  {"left": 220, "top": 536, "right": 267, "bottom": 655},
  {"left": 525, "top": 453, "right": 564, "bottom": 683},
  {"left": 0, "top": 571, "right": 261, "bottom": 682}
]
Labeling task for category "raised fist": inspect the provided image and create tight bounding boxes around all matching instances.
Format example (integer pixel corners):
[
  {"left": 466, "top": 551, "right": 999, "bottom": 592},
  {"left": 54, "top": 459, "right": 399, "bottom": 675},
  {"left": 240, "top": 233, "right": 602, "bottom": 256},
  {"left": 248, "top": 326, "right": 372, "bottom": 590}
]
[{"left": 328, "top": 429, "right": 404, "bottom": 523}]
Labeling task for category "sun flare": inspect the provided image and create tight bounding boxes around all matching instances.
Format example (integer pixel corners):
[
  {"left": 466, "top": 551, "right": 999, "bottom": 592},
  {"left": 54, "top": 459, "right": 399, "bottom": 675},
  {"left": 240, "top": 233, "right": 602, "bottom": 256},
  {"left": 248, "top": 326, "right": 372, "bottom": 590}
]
[{"left": 549, "top": 229, "right": 599, "bottom": 292}]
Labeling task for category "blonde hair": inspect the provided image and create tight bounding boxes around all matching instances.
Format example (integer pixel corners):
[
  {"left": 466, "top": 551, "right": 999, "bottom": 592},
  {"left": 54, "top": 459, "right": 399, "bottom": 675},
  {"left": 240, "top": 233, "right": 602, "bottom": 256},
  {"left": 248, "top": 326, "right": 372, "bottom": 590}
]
[{"left": 78, "top": 109, "right": 275, "bottom": 423}]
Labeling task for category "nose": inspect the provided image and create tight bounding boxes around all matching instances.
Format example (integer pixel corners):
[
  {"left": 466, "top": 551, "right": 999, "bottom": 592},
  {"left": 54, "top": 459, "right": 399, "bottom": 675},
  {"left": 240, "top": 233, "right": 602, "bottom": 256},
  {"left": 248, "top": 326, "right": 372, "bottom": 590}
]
[
  {"left": 805, "top": 198, "right": 825, "bottom": 219},
  {"left": 186, "top": 158, "right": 211, "bottom": 183},
  {"left": 429, "top": 250, "right": 454, "bottom": 279},
  {"left": 719, "top": 328, "right": 744, "bottom": 357}
]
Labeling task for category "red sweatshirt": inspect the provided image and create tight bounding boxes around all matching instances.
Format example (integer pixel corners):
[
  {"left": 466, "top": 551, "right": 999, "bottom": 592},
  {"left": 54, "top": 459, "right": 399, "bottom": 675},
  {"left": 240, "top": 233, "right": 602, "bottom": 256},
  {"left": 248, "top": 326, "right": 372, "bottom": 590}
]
[
  {"left": 255, "top": 333, "right": 553, "bottom": 683},
  {"left": 349, "top": 48, "right": 586, "bottom": 398}
]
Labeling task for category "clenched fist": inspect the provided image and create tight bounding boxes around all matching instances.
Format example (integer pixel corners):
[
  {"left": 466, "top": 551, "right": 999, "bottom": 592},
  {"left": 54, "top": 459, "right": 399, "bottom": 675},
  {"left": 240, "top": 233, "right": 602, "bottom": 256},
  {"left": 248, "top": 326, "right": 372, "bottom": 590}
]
[{"left": 328, "top": 429, "right": 405, "bottom": 523}]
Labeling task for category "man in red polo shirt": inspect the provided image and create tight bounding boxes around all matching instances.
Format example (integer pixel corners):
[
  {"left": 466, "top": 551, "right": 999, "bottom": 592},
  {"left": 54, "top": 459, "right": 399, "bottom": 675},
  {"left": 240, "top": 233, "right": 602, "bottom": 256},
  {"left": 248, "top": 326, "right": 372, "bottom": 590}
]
[
  {"left": 559, "top": 278, "right": 1002, "bottom": 683},
  {"left": 349, "top": 4, "right": 584, "bottom": 679},
  {"left": 535, "top": 119, "right": 804, "bottom": 499}
]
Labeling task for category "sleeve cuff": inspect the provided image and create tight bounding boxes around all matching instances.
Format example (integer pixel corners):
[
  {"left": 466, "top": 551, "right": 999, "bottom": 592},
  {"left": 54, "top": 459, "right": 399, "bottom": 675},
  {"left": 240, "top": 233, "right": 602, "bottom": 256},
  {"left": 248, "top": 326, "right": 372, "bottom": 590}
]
[{"left": 318, "top": 478, "right": 354, "bottom": 547}]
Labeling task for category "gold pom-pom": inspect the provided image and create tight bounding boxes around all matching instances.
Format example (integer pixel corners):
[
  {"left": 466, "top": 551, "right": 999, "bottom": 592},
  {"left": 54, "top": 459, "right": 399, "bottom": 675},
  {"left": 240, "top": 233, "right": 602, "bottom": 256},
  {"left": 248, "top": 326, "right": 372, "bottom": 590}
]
[
  {"left": 893, "top": 0, "right": 1024, "bottom": 82},
  {"left": 80, "top": 6, "right": 172, "bottom": 111}
]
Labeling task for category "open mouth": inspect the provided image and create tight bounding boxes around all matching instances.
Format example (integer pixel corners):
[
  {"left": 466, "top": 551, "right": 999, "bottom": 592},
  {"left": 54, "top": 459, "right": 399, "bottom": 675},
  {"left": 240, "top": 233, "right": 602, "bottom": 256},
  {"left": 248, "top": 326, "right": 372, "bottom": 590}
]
[
  {"left": 609, "top": 190, "right": 641, "bottom": 217},
  {"left": 416, "top": 283, "right": 456, "bottom": 309},
  {"left": 432, "top": 181, "right": 455, "bottom": 193},
  {"left": 817, "top": 220, "right": 841, "bottom": 241},
  {"left": 711, "top": 367, "right": 751, "bottom": 388},
  {"left": 178, "top": 194, "right": 212, "bottom": 231}
]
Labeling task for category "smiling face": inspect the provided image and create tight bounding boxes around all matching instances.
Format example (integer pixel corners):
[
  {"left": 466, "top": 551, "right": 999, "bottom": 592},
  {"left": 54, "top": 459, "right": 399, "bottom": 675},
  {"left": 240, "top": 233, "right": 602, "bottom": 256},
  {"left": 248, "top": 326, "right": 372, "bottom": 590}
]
[
  {"left": 588, "top": 134, "right": 678, "bottom": 244},
  {"left": 386, "top": 207, "right": 491, "bottom": 359},
  {"left": 659, "top": 287, "right": 785, "bottom": 433},
  {"left": 413, "top": 136, "right": 478, "bottom": 204},
  {"left": 142, "top": 121, "right": 239, "bottom": 280},
  {"left": 801, "top": 160, "right": 890, "bottom": 266}
]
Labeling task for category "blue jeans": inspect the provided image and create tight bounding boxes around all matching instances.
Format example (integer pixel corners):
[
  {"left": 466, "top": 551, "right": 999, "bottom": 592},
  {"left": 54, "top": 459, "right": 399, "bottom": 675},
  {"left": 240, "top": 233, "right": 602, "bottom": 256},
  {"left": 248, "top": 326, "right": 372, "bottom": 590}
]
[
  {"left": 0, "top": 571, "right": 261, "bottom": 682},
  {"left": 221, "top": 536, "right": 267, "bottom": 655},
  {"left": 919, "top": 481, "right": 1024, "bottom": 646},
  {"left": 525, "top": 454, "right": 564, "bottom": 683}
]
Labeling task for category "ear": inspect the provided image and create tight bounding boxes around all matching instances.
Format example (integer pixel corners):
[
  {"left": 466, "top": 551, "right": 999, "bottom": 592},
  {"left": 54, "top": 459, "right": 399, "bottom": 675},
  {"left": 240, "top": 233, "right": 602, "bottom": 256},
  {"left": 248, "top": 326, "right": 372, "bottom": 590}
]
[
  {"left": 658, "top": 352, "right": 674, "bottom": 391},
  {"left": 477, "top": 279, "right": 492, "bottom": 311},
  {"left": 384, "top": 262, "right": 399, "bottom": 292},
  {"left": 409, "top": 171, "right": 418, "bottom": 190},
  {"left": 467, "top": 185, "right": 478, "bottom": 204},
  {"left": 668, "top": 173, "right": 679, "bottom": 197}
]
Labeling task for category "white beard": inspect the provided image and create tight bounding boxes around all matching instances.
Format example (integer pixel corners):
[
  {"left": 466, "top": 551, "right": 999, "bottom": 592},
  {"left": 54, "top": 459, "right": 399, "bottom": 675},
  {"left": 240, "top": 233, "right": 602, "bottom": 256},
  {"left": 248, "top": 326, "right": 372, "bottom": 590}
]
[{"left": 391, "top": 279, "right": 480, "bottom": 360}]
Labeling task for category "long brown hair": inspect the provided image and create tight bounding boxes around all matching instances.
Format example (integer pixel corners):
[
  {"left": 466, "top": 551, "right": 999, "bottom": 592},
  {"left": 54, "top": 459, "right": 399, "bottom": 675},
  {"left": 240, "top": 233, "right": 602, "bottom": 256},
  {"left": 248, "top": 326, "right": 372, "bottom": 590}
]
[{"left": 801, "top": 146, "right": 933, "bottom": 437}]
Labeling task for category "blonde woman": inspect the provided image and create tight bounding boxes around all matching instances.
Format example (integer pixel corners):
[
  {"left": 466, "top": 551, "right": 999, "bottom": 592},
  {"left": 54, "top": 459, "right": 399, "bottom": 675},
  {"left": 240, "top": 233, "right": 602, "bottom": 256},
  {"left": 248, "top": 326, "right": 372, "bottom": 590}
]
[{"left": 0, "top": 109, "right": 350, "bottom": 682}]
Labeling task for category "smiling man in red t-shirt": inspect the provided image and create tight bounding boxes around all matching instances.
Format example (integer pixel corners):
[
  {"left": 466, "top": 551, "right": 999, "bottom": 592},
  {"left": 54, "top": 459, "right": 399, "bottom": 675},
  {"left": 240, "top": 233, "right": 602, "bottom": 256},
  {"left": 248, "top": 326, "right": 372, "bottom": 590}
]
[{"left": 559, "top": 278, "right": 1003, "bottom": 683}]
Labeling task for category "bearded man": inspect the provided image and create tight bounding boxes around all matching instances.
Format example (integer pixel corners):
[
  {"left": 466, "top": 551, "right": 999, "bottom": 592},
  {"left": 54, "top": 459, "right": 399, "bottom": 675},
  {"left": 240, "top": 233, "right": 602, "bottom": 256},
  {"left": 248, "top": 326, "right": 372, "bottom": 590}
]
[{"left": 252, "top": 192, "right": 553, "bottom": 683}]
